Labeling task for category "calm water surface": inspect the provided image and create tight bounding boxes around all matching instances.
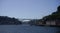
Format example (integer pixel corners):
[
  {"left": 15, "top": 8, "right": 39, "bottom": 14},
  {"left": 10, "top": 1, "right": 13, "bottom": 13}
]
[{"left": 0, "top": 24, "right": 60, "bottom": 33}]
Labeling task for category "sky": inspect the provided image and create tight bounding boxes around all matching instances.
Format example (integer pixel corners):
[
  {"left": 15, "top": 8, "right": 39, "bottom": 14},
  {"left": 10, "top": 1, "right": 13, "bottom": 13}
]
[{"left": 0, "top": 0, "right": 60, "bottom": 19}]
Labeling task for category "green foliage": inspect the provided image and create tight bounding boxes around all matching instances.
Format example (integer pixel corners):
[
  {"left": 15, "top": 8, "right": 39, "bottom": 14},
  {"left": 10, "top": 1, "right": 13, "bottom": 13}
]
[
  {"left": 0, "top": 16, "right": 22, "bottom": 25},
  {"left": 42, "top": 6, "right": 60, "bottom": 21}
]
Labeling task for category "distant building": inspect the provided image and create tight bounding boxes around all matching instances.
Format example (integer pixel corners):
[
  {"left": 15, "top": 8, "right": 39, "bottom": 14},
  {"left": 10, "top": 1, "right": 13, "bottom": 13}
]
[
  {"left": 46, "top": 20, "right": 60, "bottom": 26},
  {"left": 46, "top": 20, "right": 56, "bottom": 26},
  {"left": 36, "top": 20, "right": 45, "bottom": 25},
  {"left": 56, "top": 20, "right": 60, "bottom": 26}
]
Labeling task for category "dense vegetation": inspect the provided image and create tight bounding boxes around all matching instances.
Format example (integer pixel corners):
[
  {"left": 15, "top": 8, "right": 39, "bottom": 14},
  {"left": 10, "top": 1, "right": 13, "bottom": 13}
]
[
  {"left": 28, "top": 6, "right": 60, "bottom": 26},
  {"left": 42, "top": 6, "right": 60, "bottom": 21},
  {"left": 0, "top": 16, "right": 22, "bottom": 25}
]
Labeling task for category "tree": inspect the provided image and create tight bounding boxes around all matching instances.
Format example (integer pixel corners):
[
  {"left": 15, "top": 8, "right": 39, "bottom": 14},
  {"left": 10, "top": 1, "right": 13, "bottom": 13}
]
[
  {"left": 42, "top": 6, "right": 60, "bottom": 21},
  {"left": 0, "top": 16, "right": 22, "bottom": 25}
]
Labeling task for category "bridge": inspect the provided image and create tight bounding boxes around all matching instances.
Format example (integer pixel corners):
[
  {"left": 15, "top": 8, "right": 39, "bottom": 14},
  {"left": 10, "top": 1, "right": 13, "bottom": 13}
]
[{"left": 19, "top": 19, "right": 37, "bottom": 22}]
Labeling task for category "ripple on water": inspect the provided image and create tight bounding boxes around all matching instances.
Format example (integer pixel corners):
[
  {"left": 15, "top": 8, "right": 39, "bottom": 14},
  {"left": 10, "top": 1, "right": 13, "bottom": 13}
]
[{"left": 0, "top": 25, "right": 59, "bottom": 33}]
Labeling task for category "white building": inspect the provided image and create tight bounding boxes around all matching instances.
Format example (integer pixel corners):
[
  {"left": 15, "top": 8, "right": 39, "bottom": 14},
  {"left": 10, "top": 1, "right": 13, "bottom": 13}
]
[{"left": 46, "top": 20, "right": 56, "bottom": 26}]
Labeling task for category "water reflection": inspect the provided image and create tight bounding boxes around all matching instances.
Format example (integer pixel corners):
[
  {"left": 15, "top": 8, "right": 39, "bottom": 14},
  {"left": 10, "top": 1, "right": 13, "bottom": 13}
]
[{"left": 0, "top": 24, "right": 60, "bottom": 33}]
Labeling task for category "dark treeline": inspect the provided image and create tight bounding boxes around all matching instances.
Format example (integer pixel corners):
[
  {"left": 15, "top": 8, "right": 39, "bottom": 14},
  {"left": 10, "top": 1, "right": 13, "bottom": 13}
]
[
  {"left": 28, "top": 6, "right": 60, "bottom": 26},
  {"left": 42, "top": 6, "right": 60, "bottom": 21},
  {"left": 39, "top": 6, "right": 60, "bottom": 22},
  {"left": 0, "top": 16, "right": 22, "bottom": 25}
]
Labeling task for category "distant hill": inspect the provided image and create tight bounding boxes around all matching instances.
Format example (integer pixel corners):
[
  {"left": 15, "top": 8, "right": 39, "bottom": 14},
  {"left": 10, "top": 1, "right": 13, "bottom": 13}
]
[
  {"left": 0, "top": 16, "right": 22, "bottom": 25},
  {"left": 42, "top": 6, "right": 60, "bottom": 21}
]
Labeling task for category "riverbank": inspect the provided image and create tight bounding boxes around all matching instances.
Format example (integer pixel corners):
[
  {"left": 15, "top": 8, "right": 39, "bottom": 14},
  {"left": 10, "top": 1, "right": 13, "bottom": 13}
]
[
  {"left": 30, "top": 24, "right": 60, "bottom": 27},
  {"left": 39, "top": 25, "right": 60, "bottom": 27}
]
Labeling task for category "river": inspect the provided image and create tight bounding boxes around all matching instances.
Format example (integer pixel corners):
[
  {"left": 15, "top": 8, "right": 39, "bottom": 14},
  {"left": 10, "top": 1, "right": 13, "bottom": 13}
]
[{"left": 0, "top": 24, "right": 60, "bottom": 33}]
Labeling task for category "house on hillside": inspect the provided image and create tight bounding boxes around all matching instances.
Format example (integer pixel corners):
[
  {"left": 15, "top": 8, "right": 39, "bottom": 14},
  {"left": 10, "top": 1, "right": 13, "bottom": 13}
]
[
  {"left": 46, "top": 20, "right": 60, "bottom": 26},
  {"left": 56, "top": 20, "right": 60, "bottom": 26},
  {"left": 46, "top": 20, "right": 56, "bottom": 26},
  {"left": 36, "top": 20, "right": 45, "bottom": 26}
]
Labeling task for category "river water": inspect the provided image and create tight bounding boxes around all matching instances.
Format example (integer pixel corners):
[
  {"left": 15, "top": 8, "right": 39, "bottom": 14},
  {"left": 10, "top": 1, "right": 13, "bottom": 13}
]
[{"left": 0, "top": 24, "right": 60, "bottom": 33}]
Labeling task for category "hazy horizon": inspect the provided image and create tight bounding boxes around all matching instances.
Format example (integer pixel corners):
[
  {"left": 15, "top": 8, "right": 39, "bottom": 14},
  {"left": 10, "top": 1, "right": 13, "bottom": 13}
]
[{"left": 0, "top": 0, "right": 60, "bottom": 19}]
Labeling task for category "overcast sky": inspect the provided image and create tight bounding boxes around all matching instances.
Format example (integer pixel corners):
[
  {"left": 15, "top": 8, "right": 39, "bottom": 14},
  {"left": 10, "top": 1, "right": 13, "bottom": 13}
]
[{"left": 0, "top": 0, "right": 60, "bottom": 19}]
